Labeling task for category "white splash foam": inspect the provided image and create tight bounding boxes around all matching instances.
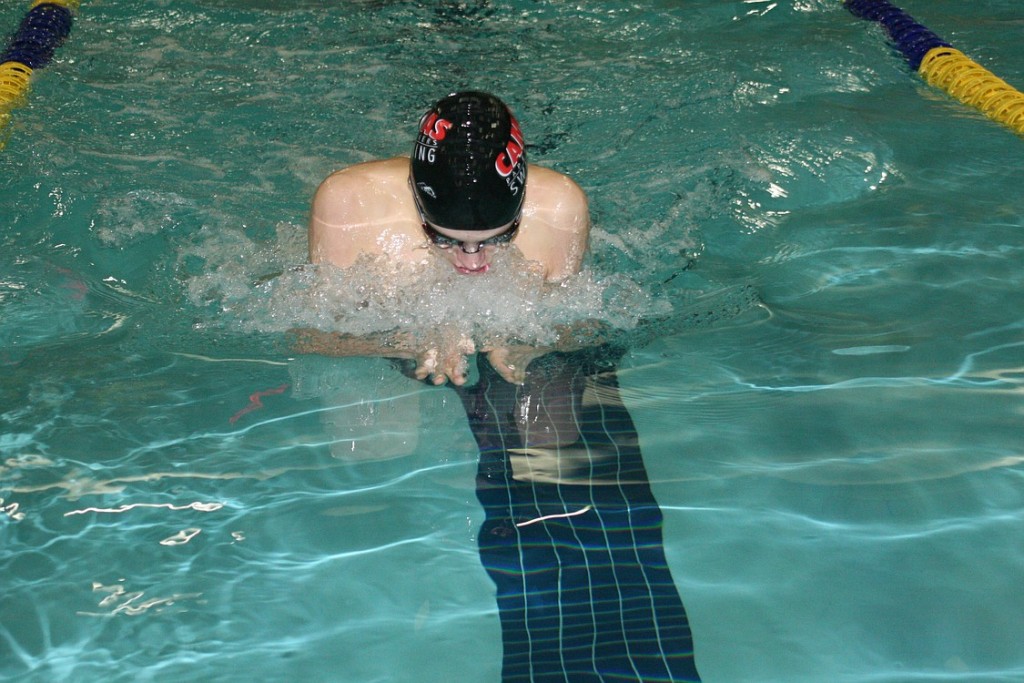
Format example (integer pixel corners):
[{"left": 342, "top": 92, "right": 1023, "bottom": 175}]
[{"left": 181, "top": 222, "right": 662, "bottom": 347}]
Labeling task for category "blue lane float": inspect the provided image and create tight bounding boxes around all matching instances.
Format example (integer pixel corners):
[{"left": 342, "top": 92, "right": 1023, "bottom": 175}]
[
  {"left": 844, "top": 0, "right": 949, "bottom": 71},
  {"left": 0, "top": 0, "right": 79, "bottom": 151}
]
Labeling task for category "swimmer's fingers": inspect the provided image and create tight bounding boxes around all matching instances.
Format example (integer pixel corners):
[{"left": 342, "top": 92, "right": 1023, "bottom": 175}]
[
  {"left": 485, "top": 347, "right": 528, "bottom": 385},
  {"left": 437, "top": 347, "right": 470, "bottom": 386},
  {"left": 414, "top": 347, "right": 469, "bottom": 386},
  {"left": 414, "top": 348, "right": 439, "bottom": 382},
  {"left": 485, "top": 347, "right": 518, "bottom": 385}
]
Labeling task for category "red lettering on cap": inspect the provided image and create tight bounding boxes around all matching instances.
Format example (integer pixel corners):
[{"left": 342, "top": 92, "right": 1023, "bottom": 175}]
[
  {"left": 495, "top": 117, "right": 525, "bottom": 178},
  {"left": 420, "top": 112, "right": 453, "bottom": 141}
]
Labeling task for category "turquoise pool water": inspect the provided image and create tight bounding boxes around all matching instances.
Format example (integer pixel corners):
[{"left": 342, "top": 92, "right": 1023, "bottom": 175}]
[{"left": 2, "top": 1, "right": 1022, "bottom": 681}]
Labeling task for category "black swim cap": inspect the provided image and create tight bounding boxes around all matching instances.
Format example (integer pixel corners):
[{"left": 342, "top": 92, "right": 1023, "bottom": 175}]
[{"left": 410, "top": 91, "right": 527, "bottom": 231}]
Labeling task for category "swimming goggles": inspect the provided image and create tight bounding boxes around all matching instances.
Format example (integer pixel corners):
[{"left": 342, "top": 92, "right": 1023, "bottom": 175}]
[{"left": 420, "top": 219, "right": 520, "bottom": 254}]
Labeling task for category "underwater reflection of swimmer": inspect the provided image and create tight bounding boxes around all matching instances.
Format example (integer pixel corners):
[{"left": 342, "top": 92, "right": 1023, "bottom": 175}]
[
  {"left": 287, "top": 349, "right": 582, "bottom": 462},
  {"left": 456, "top": 347, "right": 701, "bottom": 682},
  {"left": 289, "top": 356, "right": 426, "bottom": 460},
  {"left": 293, "top": 347, "right": 702, "bottom": 680}
]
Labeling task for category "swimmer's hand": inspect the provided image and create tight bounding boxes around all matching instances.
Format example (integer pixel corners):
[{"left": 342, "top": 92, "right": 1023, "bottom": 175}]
[
  {"left": 414, "top": 335, "right": 476, "bottom": 386},
  {"left": 483, "top": 320, "right": 614, "bottom": 385},
  {"left": 483, "top": 345, "right": 547, "bottom": 385}
]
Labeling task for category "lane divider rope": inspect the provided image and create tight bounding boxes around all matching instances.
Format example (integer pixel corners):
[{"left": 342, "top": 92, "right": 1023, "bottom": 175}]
[
  {"left": 0, "top": 0, "right": 79, "bottom": 151},
  {"left": 844, "top": 0, "right": 1024, "bottom": 136}
]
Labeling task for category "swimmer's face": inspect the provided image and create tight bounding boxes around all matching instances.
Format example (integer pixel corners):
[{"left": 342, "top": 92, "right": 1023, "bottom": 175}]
[{"left": 424, "top": 221, "right": 519, "bottom": 276}]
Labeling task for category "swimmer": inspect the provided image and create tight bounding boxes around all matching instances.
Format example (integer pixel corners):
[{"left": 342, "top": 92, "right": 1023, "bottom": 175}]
[{"left": 299, "top": 91, "right": 592, "bottom": 386}]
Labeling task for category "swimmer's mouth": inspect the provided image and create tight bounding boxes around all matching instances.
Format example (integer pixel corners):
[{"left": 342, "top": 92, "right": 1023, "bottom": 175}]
[{"left": 455, "top": 263, "right": 490, "bottom": 275}]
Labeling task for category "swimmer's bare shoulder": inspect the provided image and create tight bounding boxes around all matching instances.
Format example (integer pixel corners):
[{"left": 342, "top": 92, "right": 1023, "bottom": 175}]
[
  {"left": 308, "top": 158, "right": 426, "bottom": 268},
  {"left": 309, "top": 157, "right": 587, "bottom": 281},
  {"left": 517, "top": 165, "right": 590, "bottom": 283}
]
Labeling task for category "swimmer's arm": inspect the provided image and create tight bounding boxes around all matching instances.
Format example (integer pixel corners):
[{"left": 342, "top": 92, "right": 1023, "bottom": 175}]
[
  {"left": 540, "top": 173, "right": 591, "bottom": 283},
  {"left": 288, "top": 328, "right": 475, "bottom": 387},
  {"left": 289, "top": 328, "right": 417, "bottom": 360},
  {"left": 308, "top": 171, "right": 353, "bottom": 266},
  {"left": 517, "top": 168, "right": 590, "bottom": 283},
  {"left": 542, "top": 221, "right": 590, "bottom": 283},
  {"left": 308, "top": 169, "right": 392, "bottom": 268},
  {"left": 552, "top": 318, "right": 612, "bottom": 349}
]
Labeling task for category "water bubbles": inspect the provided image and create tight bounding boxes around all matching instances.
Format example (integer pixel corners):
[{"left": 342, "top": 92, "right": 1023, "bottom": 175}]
[
  {"left": 93, "top": 190, "right": 196, "bottom": 245},
  {"left": 181, "top": 223, "right": 659, "bottom": 348}
]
